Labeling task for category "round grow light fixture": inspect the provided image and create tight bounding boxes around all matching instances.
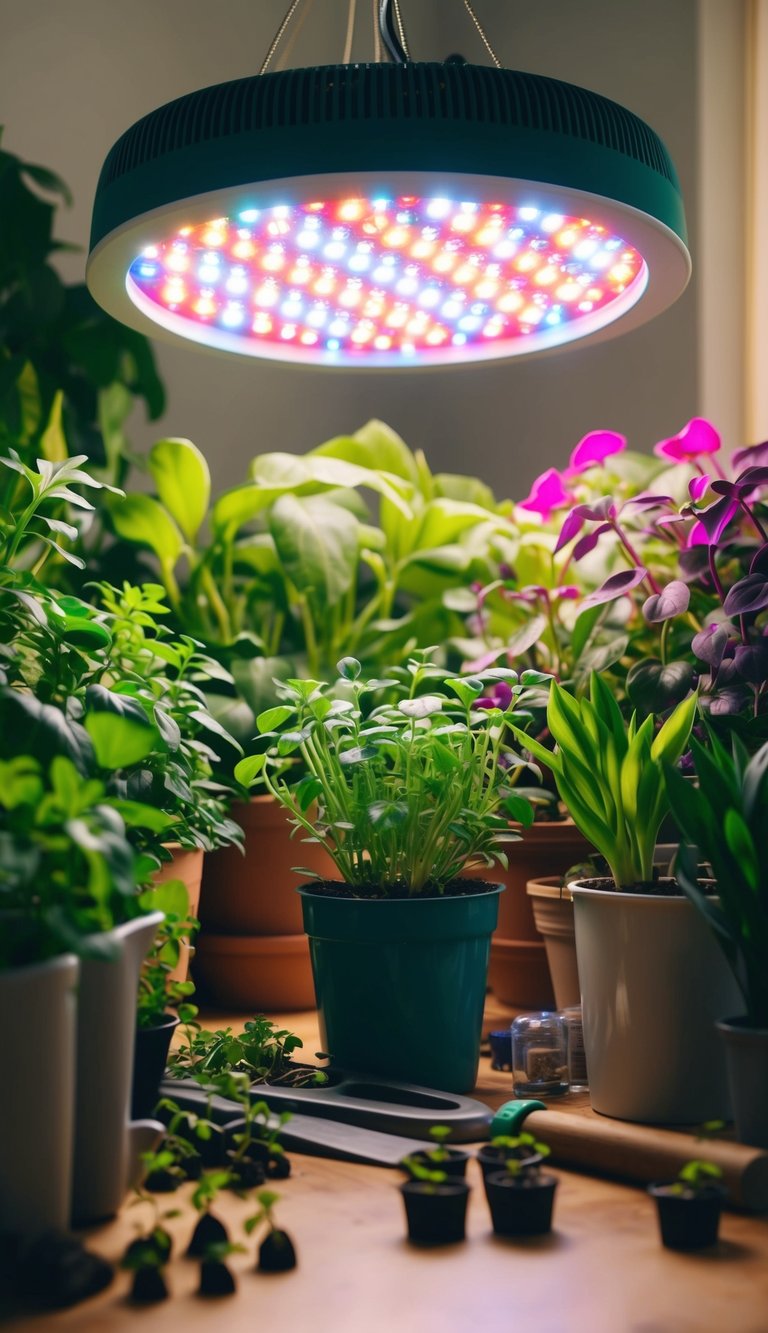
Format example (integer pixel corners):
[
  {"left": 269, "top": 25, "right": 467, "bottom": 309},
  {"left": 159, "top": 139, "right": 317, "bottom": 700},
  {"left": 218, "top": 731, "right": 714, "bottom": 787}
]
[{"left": 87, "top": 0, "right": 690, "bottom": 369}]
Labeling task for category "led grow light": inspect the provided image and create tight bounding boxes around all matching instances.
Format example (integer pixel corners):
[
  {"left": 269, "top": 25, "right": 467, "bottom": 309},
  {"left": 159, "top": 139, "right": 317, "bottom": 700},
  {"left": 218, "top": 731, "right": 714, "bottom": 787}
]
[
  {"left": 87, "top": 32, "right": 690, "bottom": 367},
  {"left": 122, "top": 195, "right": 648, "bottom": 367}
]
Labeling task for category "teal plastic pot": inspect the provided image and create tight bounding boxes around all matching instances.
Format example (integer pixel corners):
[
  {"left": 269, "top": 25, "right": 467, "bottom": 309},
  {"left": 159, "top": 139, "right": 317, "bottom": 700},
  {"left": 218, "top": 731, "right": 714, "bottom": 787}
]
[{"left": 299, "top": 883, "right": 502, "bottom": 1093}]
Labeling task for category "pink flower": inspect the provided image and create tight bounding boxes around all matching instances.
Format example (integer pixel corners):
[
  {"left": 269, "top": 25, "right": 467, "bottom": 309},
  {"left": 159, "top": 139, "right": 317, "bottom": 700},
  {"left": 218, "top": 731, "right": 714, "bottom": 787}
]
[
  {"left": 518, "top": 468, "right": 573, "bottom": 520},
  {"left": 688, "top": 474, "right": 711, "bottom": 502},
  {"left": 654, "top": 418, "right": 721, "bottom": 463},
  {"left": 565, "top": 430, "right": 626, "bottom": 477},
  {"left": 475, "top": 681, "right": 514, "bottom": 712}
]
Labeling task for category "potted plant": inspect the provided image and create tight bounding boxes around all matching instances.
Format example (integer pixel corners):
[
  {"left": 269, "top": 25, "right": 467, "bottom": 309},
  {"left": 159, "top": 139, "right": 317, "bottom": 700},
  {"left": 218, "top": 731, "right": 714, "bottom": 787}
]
[
  {"left": 132, "top": 877, "right": 199, "bottom": 1119},
  {"left": 399, "top": 1161, "right": 471, "bottom": 1246},
  {"left": 648, "top": 1159, "right": 725, "bottom": 1251},
  {"left": 666, "top": 734, "right": 768, "bottom": 1147},
  {"left": 513, "top": 673, "right": 742, "bottom": 1123},
  {"left": 484, "top": 1144, "right": 557, "bottom": 1237},
  {"left": 247, "top": 1189, "right": 298, "bottom": 1273},
  {"left": 400, "top": 1125, "right": 470, "bottom": 1181},
  {"left": 476, "top": 1131, "right": 547, "bottom": 1185},
  {"left": 237, "top": 654, "right": 543, "bottom": 1092}
]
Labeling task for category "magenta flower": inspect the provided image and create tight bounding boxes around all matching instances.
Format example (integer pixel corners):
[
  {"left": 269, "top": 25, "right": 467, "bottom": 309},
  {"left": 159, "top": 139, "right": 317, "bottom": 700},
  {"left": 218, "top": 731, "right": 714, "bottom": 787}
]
[
  {"left": 654, "top": 417, "right": 721, "bottom": 463},
  {"left": 688, "top": 474, "right": 711, "bottom": 502},
  {"left": 565, "top": 430, "right": 626, "bottom": 477},
  {"left": 519, "top": 467, "right": 573, "bottom": 520},
  {"left": 475, "top": 681, "right": 514, "bottom": 711}
]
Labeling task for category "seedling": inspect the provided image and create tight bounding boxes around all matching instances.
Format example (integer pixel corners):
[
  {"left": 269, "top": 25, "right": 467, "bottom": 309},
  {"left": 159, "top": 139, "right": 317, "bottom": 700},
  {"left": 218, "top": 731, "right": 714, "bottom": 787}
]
[
  {"left": 246, "top": 1190, "right": 298, "bottom": 1273},
  {"left": 400, "top": 1159, "right": 448, "bottom": 1192},
  {"left": 197, "top": 1242, "right": 244, "bottom": 1298},
  {"left": 186, "top": 1172, "right": 232, "bottom": 1258},
  {"left": 668, "top": 1160, "right": 724, "bottom": 1197},
  {"left": 491, "top": 1131, "right": 550, "bottom": 1162}
]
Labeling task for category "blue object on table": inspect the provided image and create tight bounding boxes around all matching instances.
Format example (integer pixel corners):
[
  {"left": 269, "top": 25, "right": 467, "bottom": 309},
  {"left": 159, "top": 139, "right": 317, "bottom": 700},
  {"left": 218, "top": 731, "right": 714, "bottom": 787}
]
[{"left": 488, "top": 1029, "right": 513, "bottom": 1071}]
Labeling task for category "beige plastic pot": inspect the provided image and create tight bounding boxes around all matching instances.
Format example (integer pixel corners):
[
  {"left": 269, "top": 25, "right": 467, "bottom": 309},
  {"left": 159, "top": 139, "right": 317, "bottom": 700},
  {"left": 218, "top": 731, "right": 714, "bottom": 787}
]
[
  {"left": 571, "top": 881, "right": 744, "bottom": 1124},
  {"left": 526, "top": 876, "right": 580, "bottom": 1010}
]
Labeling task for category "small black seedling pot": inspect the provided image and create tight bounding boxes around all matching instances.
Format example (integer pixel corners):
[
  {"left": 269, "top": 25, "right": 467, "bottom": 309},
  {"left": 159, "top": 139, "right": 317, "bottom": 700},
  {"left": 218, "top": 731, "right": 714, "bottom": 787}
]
[
  {"left": 130, "top": 1265, "right": 169, "bottom": 1304},
  {"left": 400, "top": 1180, "right": 470, "bottom": 1245},
  {"left": 477, "top": 1145, "right": 542, "bottom": 1186},
  {"left": 648, "top": 1183, "right": 725, "bottom": 1251},
  {"left": 198, "top": 1259, "right": 236, "bottom": 1297},
  {"left": 186, "top": 1213, "right": 229, "bottom": 1259},
  {"left": 131, "top": 1014, "right": 179, "bottom": 1119},
  {"left": 400, "top": 1148, "right": 470, "bottom": 1180},
  {"left": 484, "top": 1171, "right": 558, "bottom": 1237},
  {"left": 258, "top": 1229, "right": 298, "bottom": 1272}
]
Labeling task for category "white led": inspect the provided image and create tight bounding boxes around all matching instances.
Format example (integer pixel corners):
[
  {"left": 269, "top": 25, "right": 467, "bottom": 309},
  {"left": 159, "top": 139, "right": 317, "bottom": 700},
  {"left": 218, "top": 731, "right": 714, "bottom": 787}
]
[
  {"left": 239, "top": 209, "right": 259, "bottom": 223},
  {"left": 519, "top": 207, "right": 540, "bottom": 221},
  {"left": 324, "top": 242, "right": 347, "bottom": 259},
  {"left": 426, "top": 198, "right": 452, "bottom": 219}
]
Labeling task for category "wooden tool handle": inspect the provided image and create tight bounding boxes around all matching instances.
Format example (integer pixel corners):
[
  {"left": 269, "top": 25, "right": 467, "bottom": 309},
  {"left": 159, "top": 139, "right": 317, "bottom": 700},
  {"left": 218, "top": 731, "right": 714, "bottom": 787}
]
[{"left": 522, "top": 1109, "right": 768, "bottom": 1212}]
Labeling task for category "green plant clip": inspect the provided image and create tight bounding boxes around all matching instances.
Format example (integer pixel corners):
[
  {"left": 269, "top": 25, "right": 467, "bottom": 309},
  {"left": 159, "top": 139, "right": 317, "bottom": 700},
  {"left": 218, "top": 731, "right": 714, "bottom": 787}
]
[{"left": 490, "top": 1099, "right": 547, "bottom": 1138}]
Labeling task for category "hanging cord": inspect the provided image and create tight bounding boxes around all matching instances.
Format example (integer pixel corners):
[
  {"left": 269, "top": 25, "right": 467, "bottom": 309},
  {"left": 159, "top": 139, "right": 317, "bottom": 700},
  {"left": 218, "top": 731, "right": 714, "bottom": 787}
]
[
  {"left": 275, "top": 0, "right": 316, "bottom": 71},
  {"left": 461, "top": 0, "right": 502, "bottom": 68},
  {"left": 342, "top": 0, "right": 358, "bottom": 64},
  {"left": 379, "top": 0, "right": 410, "bottom": 63},
  {"left": 372, "top": 0, "right": 383, "bottom": 61},
  {"left": 259, "top": 0, "right": 305, "bottom": 75}
]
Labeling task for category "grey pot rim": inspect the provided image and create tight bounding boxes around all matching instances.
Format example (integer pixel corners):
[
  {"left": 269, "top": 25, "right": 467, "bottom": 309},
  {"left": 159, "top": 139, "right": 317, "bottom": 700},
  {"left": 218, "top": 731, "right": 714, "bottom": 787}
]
[{"left": 568, "top": 877, "right": 692, "bottom": 906}]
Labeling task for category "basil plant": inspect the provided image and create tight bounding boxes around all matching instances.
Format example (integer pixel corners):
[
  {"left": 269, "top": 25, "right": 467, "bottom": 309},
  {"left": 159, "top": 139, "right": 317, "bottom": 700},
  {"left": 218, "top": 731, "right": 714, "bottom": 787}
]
[
  {"left": 236, "top": 655, "right": 548, "bottom": 896},
  {"left": 512, "top": 672, "right": 697, "bottom": 890}
]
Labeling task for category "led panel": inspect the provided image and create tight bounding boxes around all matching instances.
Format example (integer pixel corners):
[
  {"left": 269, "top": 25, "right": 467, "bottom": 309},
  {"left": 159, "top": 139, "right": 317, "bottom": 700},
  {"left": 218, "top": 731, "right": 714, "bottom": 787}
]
[{"left": 124, "top": 194, "right": 648, "bottom": 367}]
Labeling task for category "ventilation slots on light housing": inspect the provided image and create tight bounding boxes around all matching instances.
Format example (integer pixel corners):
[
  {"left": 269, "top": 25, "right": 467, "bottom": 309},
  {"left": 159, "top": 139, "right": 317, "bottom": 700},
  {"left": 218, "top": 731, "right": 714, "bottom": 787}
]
[{"left": 87, "top": 0, "right": 691, "bottom": 369}]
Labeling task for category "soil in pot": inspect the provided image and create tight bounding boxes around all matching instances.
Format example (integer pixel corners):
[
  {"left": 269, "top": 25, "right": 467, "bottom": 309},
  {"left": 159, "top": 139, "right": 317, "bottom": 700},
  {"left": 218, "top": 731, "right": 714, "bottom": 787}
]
[
  {"left": 400, "top": 1149, "right": 469, "bottom": 1180},
  {"left": 477, "top": 1145, "right": 543, "bottom": 1186},
  {"left": 484, "top": 1171, "right": 558, "bottom": 1236},
  {"left": 400, "top": 1180, "right": 470, "bottom": 1245},
  {"left": 648, "top": 1184, "right": 725, "bottom": 1251},
  {"left": 132, "top": 1013, "right": 179, "bottom": 1120}
]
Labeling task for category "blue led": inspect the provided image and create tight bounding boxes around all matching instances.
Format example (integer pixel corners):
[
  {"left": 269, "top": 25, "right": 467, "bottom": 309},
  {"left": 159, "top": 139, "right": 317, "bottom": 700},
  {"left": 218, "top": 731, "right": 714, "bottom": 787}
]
[{"left": 239, "top": 209, "right": 260, "bottom": 223}]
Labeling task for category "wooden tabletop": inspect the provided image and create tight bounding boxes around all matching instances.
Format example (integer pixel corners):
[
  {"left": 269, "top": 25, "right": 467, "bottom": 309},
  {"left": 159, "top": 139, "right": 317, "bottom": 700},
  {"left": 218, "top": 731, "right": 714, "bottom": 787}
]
[{"left": 8, "top": 1004, "right": 768, "bottom": 1333}]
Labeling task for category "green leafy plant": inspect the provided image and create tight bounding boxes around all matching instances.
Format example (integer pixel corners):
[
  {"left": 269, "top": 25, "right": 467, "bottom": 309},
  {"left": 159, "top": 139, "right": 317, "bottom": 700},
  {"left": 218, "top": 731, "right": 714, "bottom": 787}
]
[
  {"left": 666, "top": 733, "right": 768, "bottom": 1026},
  {"left": 167, "top": 1016, "right": 325, "bottom": 1088},
  {"left": 489, "top": 1131, "right": 550, "bottom": 1163},
  {"left": 135, "top": 877, "right": 199, "bottom": 1029},
  {"left": 400, "top": 1159, "right": 448, "bottom": 1190},
  {"left": 0, "top": 753, "right": 153, "bottom": 967},
  {"left": 423, "top": 1125, "right": 453, "bottom": 1163},
  {"left": 236, "top": 654, "right": 544, "bottom": 895},
  {"left": 512, "top": 673, "right": 697, "bottom": 889},
  {"left": 246, "top": 1189, "right": 298, "bottom": 1272},
  {"left": 668, "top": 1159, "right": 724, "bottom": 1197}
]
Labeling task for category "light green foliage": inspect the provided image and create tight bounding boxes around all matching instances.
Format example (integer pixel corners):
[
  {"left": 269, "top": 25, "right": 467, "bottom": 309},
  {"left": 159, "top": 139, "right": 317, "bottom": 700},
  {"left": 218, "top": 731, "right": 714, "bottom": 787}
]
[
  {"left": 670, "top": 1159, "right": 724, "bottom": 1195},
  {"left": 136, "top": 877, "right": 199, "bottom": 1029},
  {"left": 513, "top": 673, "right": 697, "bottom": 888},
  {"left": 237, "top": 653, "right": 545, "bottom": 894},
  {"left": 666, "top": 733, "right": 768, "bottom": 1026}
]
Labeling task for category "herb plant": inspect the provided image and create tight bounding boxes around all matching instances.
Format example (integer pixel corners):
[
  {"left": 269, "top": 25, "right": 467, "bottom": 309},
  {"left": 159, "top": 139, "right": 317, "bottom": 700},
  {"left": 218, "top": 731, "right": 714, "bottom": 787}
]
[
  {"left": 665, "top": 733, "right": 768, "bottom": 1026},
  {"left": 236, "top": 654, "right": 543, "bottom": 895},
  {"left": 512, "top": 672, "right": 698, "bottom": 889},
  {"left": 669, "top": 1160, "right": 724, "bottom": 1196},
  {"left": 135, "top": 877, "right": 199, "bottom": 1030},
  {"left": 167, "top": 1015, "right": 325, "bottom": 1088}
]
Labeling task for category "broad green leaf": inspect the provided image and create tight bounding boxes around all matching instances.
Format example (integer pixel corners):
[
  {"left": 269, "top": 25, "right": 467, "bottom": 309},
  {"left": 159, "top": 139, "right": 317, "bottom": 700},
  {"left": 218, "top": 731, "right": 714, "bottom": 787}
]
[
  {"left": 251, "top": 451, "right": 413, "bottom": 517},
  {"left": 257, "top": 705, "right": 295, "bottom": 733},
  {"left": 234, "top": 755, "right": 266, "bottom": 786},
  {"left": 724, "top": 808, "right": 759, "bottom": 889},
  {"left": 142, "top": 876, "right": 190, "bottom": 919},
  {"left": 84, "top": 713, "right": 158, "bottom": 769},
  {"left": 650, "top": 690, "right": 698, "bottom": 763},
  {"left": 109, "top": 493, "right": 184, "bottom": 566},
  {"left": 269, "top": 493, "right": 358, "bottom": 609},
  {"left": 111, "top": 799, "right": 176, "bottom": 833},
  {"left": 149, "top": 438, "right": 210, "bottom": 542},
  {"left": 311, "top": 419, "right": 420, "bottom": 485}
]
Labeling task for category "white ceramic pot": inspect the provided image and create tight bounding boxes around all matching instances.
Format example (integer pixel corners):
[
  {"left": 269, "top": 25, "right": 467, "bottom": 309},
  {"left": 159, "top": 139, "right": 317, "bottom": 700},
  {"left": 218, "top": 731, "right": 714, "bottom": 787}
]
[
  {"left": 571, "top": 882, "right": 744, "bottom": 1124},
  {"left": 0, "top": 954, "right": 79, "bottom": 1240},
  {"left": 71, "top": 913, "right": 165, "bottom": 1223}
]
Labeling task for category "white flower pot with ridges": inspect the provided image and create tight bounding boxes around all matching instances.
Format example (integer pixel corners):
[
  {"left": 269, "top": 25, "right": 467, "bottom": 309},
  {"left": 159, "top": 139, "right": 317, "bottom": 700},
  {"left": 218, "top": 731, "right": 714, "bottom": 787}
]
[
  {"left": 72, "top": 913, "right": 165, "bottom": 1223},
  {"left": 0, "top": 954, "right": 79, "bottom": 1240},
  {"left": 571, "top": 883, "right": 744, "bottom": 1124}
]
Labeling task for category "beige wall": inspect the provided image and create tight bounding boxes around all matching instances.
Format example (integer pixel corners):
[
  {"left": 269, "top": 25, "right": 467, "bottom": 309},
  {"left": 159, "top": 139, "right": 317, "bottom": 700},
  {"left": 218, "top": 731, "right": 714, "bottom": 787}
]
[{"left": 1, "top": 0, "right": 704, "bottom": 495}]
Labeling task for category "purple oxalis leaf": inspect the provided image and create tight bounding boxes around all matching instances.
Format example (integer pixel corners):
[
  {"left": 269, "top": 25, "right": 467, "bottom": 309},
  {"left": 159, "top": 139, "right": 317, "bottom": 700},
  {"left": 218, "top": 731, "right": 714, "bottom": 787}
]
[
  {"left": 688, "top": 474, "right": 710, "bottom": 502},
  {"left": 624, "top": 493, "right": 675, "bottom": 511},
  {"left": 566, "top": 429, "right": 626, "bottom": 475},
  {"left": 578, "top": 566, "right": 649, "bottom": 612},
  {"left": 519, "top": 467, "right": 573, "bottom": 520},
  {"left": 691, "top": 623, "right": 732, "bottom": 668},
  {"left": 554, "top": 508, "right": 586, "bottom": 553},
  {"left": 733, "top": 439, "right": 768, "bottom": 470},
  {"left": 572, "top": 522, "right": 612, "bottom": 562},
  {"left": 734, "top": 642, "right": 768, "bottom": 684},
  {"left": 723, "top": 574, "right": 768, "bottom": 617},
  {"left": 654, "top": 417, "right": 722, "bottom": 462},
  {"left": 678, "top": 547, "right": 712, "bottom": 583},
  {"left": 642, "top": 580, "right": 691, "bottom": 623},
  {"left": 573, "top": 497, "right": 616, "bottom": 522},
  {"left": 691, "top": 495, "right": 739, "bottom": 544},
  {"left": 750, "top": 543, "right": 768, "bottom": 576}
]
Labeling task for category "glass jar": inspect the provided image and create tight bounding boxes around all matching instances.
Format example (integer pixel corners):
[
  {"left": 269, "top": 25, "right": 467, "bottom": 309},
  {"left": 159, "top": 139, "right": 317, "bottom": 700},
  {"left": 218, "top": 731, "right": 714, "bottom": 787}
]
[
  {"left": 511, "top": 1012, "right": 568, "bottom": 1098},
  {"left": 562, "top": 1005, "right": 589, "bottom": 1092}
]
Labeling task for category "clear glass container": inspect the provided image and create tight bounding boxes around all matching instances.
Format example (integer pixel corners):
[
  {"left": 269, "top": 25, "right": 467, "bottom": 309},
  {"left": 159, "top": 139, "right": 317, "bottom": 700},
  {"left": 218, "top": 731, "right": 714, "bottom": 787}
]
[
  {"left": 562, "top": 1005, "right": 589, "bottom": 1092},
  {"left": 511, "top": 1012, "right": 568, "bottom": 1098}
]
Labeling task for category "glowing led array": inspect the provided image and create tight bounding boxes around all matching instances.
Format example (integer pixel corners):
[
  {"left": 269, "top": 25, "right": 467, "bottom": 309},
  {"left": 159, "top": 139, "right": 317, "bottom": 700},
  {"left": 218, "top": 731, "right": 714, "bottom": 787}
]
[{"left": 127, "top": 196, "right": 646, "bottom": 362}]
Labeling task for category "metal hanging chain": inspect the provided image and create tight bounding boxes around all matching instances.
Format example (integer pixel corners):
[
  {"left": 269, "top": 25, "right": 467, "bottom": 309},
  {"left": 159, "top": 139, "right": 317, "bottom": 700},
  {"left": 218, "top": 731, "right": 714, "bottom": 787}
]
[
  {"left": 461, "top": 0, "right": 502, "bottom": 68},
  {"left": 372, "top": 0, "right": 383, "bottom": 61},
  {"left": 259, "top": 0, "right": 305, "bottom": 75},
  {"left": 275, "top": 0, "right": 316, "bottom": 71}
]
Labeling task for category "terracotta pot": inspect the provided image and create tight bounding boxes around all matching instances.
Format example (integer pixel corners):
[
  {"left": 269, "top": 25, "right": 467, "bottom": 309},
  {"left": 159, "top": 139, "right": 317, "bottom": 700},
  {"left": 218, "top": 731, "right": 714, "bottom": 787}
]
[
  {"left": 526, "top": 875, "right": 580, "bottom": 1010},
  {"left": 154, "top": 844, "right": 205, "bottom": 983},
  {"left": 479, "top": 820, "right": 591, "bottom": 1007},
  {"left": 192, "top": 932, "right": 316, "bottom": 1011},
  {"left": 199, "top": 796, "right": 334, "bottom": 934}
]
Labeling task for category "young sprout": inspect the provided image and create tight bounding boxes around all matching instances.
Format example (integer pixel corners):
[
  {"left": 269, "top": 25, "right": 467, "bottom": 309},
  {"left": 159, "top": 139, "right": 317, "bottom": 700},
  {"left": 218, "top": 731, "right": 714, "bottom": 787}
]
[
  {"left": 122, "top": 1189, "right": 179, "bottom": 1304},
  {"left": 246, "top": 1190, "right": 298, "bottom": 1272},
  {"left": 401, "top": 1158, "right": 448, "bottom": 1190},
  {"left": 197, "top": 1241, "right": 245, "bottom": 1297},
  {"left": 673, "top": 1160, "right": 724, "bottom": 1195},
  {"left": 427, "top": 1125, "right": 452, "bottom": 1162},
  {"left": 491, "top": 1131, "right": 550, "bottom": 1161},
  {"left": 186, "top": 1171, "right": 232, "bottom": 1257}
]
